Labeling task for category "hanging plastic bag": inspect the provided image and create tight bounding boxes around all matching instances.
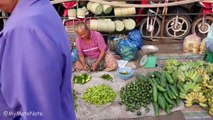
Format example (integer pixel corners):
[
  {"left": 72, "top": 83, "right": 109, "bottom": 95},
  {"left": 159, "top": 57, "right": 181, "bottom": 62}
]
[
  {"left": 183, "top": 33, "right": 201, "bottom": 54},
  {"left": 128, "top": 29, "right": 143, "bottom": 50},
  {"left": 71, "top": 48, "right": 78, "bottom": 63},
  {"left": 116, "top": 39, "right": 138, "bottom": 61}
]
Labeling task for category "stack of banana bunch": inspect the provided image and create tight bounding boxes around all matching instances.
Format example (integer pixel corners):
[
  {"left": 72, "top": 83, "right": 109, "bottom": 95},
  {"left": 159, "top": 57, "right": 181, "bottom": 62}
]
[
  {"left": 205, "top": 90, "right": 213, "bottom": 116},
  {"left": 163, "top": 59, "right": 213, "bottom": 116},
  {"left": 208, "top": 96, "right": 213, "bottom": 116}
]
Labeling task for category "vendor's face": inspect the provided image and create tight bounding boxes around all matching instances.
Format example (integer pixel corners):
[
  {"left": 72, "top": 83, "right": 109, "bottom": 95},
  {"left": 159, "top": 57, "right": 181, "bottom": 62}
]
[
  {"left": 76, "top": 28, "right": 90, "bottom": 40},
  {"left": 0, "top": 0, "right": 19, "bottom": 13}
]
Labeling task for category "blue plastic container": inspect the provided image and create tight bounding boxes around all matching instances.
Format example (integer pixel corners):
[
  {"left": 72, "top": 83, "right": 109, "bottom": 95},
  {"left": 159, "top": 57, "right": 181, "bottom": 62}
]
[{"left": 117, "top": 67, "right": 134, "bottom": 80}]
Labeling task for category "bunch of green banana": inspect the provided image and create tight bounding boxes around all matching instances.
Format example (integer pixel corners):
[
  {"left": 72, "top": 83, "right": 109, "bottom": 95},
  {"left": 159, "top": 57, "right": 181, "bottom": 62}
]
[
  {"left": 202, "top": 75, "right": 213, "bottom": 89},
  {"left": 179, "top": 81, "right": 202, "bottom": 99},
  {"left": 185, "top": 70, "right": 200, "bottom": 82},
  {"left": 163, "top": 58, "right": 180, "bottom": 73},
  {"left": 185, "top": 92, "right": 207, "bottom": 108},
  {"left": 208, "top": 96, "right": 213, "bottom": 116}
]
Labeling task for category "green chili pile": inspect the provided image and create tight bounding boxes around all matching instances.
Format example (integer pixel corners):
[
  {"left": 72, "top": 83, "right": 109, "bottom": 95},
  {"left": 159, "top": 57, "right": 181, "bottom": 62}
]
[{"left": 82, "top": 84, "right": 117, "bottom": 106}]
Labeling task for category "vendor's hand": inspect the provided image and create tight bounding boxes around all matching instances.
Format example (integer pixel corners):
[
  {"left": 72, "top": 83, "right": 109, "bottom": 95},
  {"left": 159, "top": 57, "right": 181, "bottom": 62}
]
[
  {"left": 91, "top": 63, "right": 99, "bottom": 71},
  {"left": 83, "top": 65, "right": 90, "bottom": 71}
]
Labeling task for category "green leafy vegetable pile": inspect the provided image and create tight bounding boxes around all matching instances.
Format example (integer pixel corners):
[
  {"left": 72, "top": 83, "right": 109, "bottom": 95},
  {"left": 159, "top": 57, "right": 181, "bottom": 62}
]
[
  {"left": 100, "top": 74, "right": 113, "bottom": 82},
  {"left": 73, "top": 74, "right": 91, "bottom": 84}
]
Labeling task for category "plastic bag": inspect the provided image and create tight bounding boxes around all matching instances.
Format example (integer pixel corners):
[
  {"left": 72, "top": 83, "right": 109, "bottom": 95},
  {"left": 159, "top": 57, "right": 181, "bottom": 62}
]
[
  {"left": 71, "top": 48, "right": 78, "bottom": 63},
  {"left": 183, "top": 33, "right": 201, "bottom": 54},
  {"left": 107, "top": 34, "right": 127, "bottom": 51},
  {"left": 104, "top": 51, "right": 118, "bottom": 71},
  {"left": 199, "top": 37, "right": 206, "bottom": 54},
  {"left": 107, "top": 36, "right": 119, "bottom": 51},
  {"left": 205, "top": 38, "right": 213, "bottom": 52},
  {"left": 116, "top": 39, "right": 138, "bottom": 61},
  {"left": 128, "top": 29, "right": 142, "bottom": 50}
]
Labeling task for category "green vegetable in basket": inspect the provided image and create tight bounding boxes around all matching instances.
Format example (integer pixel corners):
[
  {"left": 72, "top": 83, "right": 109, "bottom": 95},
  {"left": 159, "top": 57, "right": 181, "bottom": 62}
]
[
  {"left": 100, "top": 74, "right": 113, "bottom": 81},
  {"left": 119, "top": 71, "right": 129, "bottom": 75}
]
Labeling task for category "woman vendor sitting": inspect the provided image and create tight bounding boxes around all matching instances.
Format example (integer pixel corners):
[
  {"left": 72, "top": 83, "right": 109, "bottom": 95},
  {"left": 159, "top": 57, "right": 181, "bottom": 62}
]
[{"left": 74, "top": 22, "right": 118, "bottom": 71}]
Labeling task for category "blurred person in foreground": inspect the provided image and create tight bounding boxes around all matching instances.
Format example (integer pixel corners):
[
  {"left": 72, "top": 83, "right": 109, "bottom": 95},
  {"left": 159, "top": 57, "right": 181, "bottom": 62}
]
[
  {"left": 0, "top": 0, "right": 76, "bottom": 120},
  {"left": 74, "top": 22, "right": 118, "bottom": 72}
]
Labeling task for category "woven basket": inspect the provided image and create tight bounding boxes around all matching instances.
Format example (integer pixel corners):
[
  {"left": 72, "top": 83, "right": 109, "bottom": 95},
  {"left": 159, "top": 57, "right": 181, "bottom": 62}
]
[{"left": 123, "top": 19, "right": 136, "bottom": 31}]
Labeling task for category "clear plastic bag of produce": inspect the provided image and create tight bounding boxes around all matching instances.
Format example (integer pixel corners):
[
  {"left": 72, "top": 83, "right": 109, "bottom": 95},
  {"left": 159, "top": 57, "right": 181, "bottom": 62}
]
[
  {"left": 183, "top": 33, "right": 201, "bottom": 54},
  {"left": 199, "top": 37, "right": 207, "bottom": 54},
  {"left": 71, "top": 48, "right": 78, "bottom": 63},
  {"left": 107, "top": 34, "right": 127, "bottom": 51},
  {"left": 116, "top": 39, "right": 138, "bottom": 61},
  {"left": 128, "top": 29, "right": 142, "bottom": 50}
]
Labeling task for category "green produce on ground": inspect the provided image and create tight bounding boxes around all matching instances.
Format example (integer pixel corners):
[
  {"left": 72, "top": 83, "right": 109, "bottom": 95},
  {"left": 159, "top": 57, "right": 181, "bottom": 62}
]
[
  {"left": 100, "top": 74, "right": 113, "bottom": 82},
  {"left": 147, "top": 70, "right": 180, "bottom": 116},
  {"left": 72, "top": 90, "right": 78, "bottom": 111},
  {"left": 120, "top": 76, "right": 152, "bottom": 114},
  {"left": 73, "top": 73, "right": 91, "bottom": 84},
  {"left": 163, "top": 58, "right": 213, "bottom": 116},
  {"left": 82, "top": 84, "right": 116, "bottom": 106}
]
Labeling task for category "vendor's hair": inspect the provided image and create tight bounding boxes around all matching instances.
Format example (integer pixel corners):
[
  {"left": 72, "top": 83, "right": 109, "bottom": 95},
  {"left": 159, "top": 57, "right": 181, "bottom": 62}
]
[{"left": 74, "top": 22, "right": 88, "bottom": 32}]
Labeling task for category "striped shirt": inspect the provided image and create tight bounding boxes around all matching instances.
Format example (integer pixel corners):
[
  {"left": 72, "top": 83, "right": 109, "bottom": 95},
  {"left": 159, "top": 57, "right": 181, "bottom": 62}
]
[{"left": 76, "top": 31, "right": 107, "bottom": 59}]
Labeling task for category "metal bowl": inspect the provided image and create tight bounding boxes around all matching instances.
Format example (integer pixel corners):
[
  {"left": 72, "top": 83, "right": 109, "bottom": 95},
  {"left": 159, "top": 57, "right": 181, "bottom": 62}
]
[{"left": 141, "top": 45, "right": 159, "bottom": 54}]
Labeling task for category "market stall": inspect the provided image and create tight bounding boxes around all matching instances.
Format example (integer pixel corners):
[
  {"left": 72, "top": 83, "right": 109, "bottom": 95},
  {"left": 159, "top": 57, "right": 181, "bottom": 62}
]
[{"left": 50, "top": 0, "right": 213, "bottom": 119}]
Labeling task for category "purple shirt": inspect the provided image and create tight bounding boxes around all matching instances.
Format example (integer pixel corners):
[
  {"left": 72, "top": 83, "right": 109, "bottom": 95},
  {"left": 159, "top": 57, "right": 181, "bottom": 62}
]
[
  {"left": 0, "top": 0, "right": 76, "bottom": 120},
  {"left": 76, "top": 31, "right": 107, "bottom": 59}
]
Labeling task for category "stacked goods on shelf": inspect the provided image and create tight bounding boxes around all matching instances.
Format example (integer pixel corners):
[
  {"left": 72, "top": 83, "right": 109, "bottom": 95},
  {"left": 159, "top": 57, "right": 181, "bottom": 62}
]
[
  {"left": 90, "top": 19, "right": 136, "bottom": 32},
  {"left": 68, "top": 9, "right": 76, "bottom": 19},
  {"left": 163, "top": 58, "right": 213, "bottom": 116},
  {"left": 77, "top": 7, "right": 88, "bottom": 18},
  {"left": 114, "top": 7, "right": 136, "bottom": 17},
  {"left": 102, "top": 4, "right": 113, "bottom": 14},
  {"left": 87, "top": 2, "right": 103, "bottom": 15},
  {"left": 90, "top": 19, "right": 115, "bottom": 32},
  {"left": 123, "top": 19, "right": 136, "bottom": 31},
  {"left": 68, "top": 7, "right": 88, "bottom": 19},
  {"left": 114, "top": 20, "right": 125, "bottom": 32},
  {"left": 87, "top": 2, "right": 113, "bottom": 15}
]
